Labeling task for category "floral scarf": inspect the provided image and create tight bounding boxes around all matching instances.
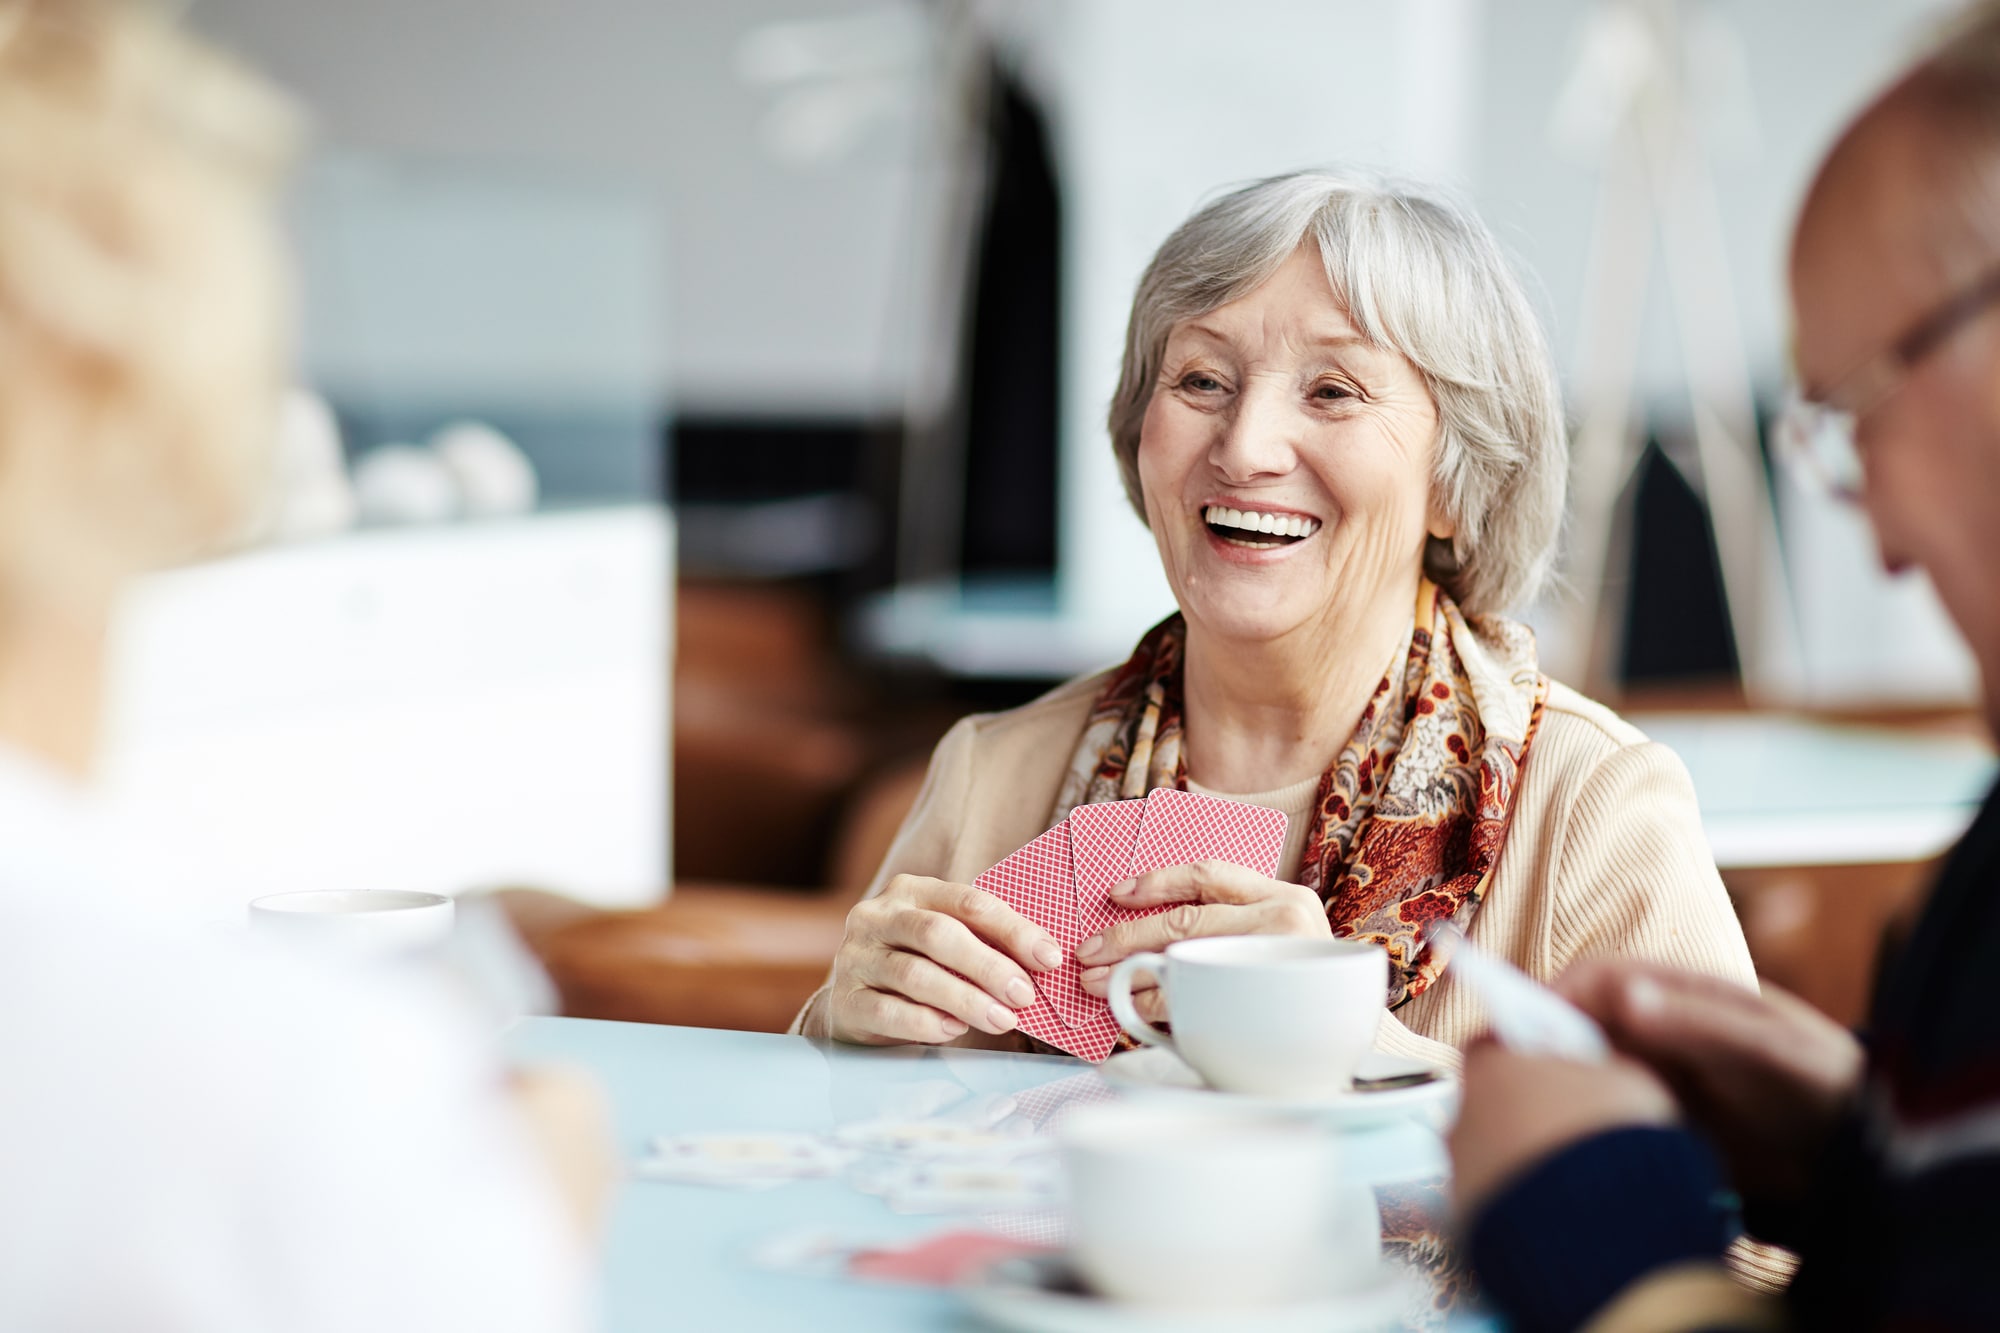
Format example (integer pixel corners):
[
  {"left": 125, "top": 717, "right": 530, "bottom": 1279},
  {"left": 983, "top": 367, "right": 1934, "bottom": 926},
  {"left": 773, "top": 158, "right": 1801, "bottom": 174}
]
[{"left": 1051, "top": 580, "right": 1548, "bottom": 1009}]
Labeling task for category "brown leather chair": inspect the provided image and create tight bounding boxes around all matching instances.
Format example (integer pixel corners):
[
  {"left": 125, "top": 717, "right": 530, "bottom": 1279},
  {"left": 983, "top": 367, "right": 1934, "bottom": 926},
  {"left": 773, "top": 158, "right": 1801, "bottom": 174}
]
[
  {"left": 500, "top": 577, "right": 951, "bottom": 1033},
  {"left": 500, "top": 747, "right": 930, "bottom": 1034}
]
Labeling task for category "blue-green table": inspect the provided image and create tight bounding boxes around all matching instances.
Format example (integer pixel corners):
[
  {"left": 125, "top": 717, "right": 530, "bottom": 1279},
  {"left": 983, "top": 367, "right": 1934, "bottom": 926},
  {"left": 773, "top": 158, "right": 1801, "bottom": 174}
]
[{"left": 505, "top": 1018, "right": 1476, "bottom": 1332}]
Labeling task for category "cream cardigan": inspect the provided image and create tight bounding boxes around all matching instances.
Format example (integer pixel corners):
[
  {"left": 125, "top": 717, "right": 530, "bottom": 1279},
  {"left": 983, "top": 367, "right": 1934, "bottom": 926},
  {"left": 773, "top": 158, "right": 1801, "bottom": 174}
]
[{"left": 792, "top": 669, "right": 1757, "bottom": 1067}]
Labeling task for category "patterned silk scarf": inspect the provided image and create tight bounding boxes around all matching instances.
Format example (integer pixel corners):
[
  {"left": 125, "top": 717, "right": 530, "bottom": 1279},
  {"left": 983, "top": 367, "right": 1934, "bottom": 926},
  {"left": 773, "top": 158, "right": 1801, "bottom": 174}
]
[{"left": 1051, "top": 580, "right": 1548, "bottom": 1008}]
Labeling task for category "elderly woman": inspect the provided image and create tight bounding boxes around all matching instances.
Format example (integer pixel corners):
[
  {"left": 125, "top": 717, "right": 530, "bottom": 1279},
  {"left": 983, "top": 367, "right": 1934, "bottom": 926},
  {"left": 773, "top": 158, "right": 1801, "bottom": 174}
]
[{"left": 795, "top": 170, "right": 1753, "bottom": 1064}]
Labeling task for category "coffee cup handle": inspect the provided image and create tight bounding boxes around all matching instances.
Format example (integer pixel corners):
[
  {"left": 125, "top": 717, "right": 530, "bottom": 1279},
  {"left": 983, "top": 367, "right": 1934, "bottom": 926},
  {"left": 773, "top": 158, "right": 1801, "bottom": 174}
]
[{"left": 1107, "top": 952, "right": 1174, "bottom": 1050}]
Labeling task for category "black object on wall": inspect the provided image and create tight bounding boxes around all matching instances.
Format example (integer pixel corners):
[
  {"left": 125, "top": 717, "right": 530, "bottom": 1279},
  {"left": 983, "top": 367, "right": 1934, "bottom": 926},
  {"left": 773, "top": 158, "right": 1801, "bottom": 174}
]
[
  {"left": 955, "top": 66, "right": 1061, "bottom": 578},
  {"left": 1619, "top": 442, "right": 1739, "bottom": 684}
]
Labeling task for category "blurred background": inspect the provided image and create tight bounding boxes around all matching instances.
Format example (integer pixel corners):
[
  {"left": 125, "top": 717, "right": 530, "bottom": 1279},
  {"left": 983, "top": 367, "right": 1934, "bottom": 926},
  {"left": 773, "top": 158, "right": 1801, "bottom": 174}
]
[{"left": 141, "top": 0, "right": 1992, "bottom": 1032}]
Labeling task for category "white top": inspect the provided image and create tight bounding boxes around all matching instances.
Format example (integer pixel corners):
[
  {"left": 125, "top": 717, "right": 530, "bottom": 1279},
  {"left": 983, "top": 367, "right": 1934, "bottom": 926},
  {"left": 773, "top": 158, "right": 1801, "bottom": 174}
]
[{"left": 0, "top": 746, "right": 592, "bottom": 1331}]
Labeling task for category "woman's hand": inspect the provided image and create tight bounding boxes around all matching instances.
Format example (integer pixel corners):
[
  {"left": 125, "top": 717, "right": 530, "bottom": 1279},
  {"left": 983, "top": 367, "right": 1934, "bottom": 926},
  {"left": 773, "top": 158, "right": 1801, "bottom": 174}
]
[
  {"left": 1073, "top": 860, "right": 1331, "bottom": 1024},
  {"left": 827, "top": 874, "right": 1064, "bottom": 1046},
  {"left": 1556, "top": 960, "right": 1863, "bottom": 1209}
]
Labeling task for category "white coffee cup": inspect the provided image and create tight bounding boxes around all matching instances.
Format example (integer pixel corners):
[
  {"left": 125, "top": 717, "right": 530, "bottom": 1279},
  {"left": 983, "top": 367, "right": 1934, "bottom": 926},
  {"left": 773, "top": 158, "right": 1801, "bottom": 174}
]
[
  {"left": 1060, "top": 1101, "right": 1371, "bottom": 1308},
  {"left": 248, "top": 889, "right": 455, "bottom": 960},
  {"left": 1106, "top": 936, "right": 1387, "bottom": 1097}
]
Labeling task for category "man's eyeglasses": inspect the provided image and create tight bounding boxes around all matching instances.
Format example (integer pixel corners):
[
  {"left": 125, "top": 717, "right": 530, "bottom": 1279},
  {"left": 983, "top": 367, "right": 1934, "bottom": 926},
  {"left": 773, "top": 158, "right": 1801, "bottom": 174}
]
[{"left": 1776, "top": 265, "right": 2000, "bottom": 501}]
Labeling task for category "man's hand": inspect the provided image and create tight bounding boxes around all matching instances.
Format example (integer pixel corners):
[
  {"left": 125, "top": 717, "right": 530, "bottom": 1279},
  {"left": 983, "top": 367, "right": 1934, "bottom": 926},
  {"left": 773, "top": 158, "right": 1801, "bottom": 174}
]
[
  {"left": 1556, "top": 960, "right": 1863, "bottom": 1207},
  {"left": 1449, "top": 1043, "right": 1679, "bottom": 1219},
  {"left": 827, "top": 875, "right": 1063, "bottom": 1046},
  {"left": 1074, "top": 861, "right": 1331, "bottom": 1024}
]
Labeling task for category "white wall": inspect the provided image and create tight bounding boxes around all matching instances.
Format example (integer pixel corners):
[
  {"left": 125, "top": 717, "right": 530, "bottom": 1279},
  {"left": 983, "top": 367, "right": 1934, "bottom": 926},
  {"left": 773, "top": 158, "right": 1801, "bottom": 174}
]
[
  {"left": 1470, "top": 0, "right": 1958, "bottom": 411},
  {"left": 190, "top": 0, "right": 939, "bottom": 419},
  {"left": 101, "top": 509, "right": 673, "bottom": 917},
  {"left": 193, "top": 0, "right": 1958, "bottom": 421},
  {"left": 194, "top": 0, "right": 1978, "bottom": 697}
]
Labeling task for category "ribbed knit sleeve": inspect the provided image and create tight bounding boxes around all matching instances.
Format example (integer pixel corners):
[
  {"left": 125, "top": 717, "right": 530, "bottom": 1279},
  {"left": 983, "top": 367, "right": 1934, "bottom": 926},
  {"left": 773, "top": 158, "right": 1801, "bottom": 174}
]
[
  {"left": 1545, "top": 742, "right": 1756, "bottom": 987},
  {"left": 1379, "top": 695, "right": 1756, "bottom": 1060},
  {"left": 788, "top": 716, "right": 980, "bottom": 1038}
]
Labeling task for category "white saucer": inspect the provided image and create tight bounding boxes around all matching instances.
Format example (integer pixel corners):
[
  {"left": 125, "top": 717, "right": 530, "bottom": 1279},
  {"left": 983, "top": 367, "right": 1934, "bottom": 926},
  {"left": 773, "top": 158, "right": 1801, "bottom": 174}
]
[
  {"left": 963, "top": 1255, "right": 1407, "bottom": 1333},
  {"left": 1098, "top": 1048, "right": 1457, "bottom": 1131}
]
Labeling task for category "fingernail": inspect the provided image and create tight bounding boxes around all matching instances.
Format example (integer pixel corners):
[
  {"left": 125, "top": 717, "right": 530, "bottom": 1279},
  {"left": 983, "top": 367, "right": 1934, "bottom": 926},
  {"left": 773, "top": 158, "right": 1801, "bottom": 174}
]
[
  {"left": 941, "top": 1017, "right": 969, "bottom": 1036},
  {"left": 1110, "top": 878, "right": 1134, "bottom": 896},
  {"left": 1006, "top": 978, "right": 1037, "bottom": 1007},
  {"left": 1627, "top": 977, "right": 1664, "bottom": 1016},
  {"left": 1076, "top": 936, "right": 1103, "bottom": 963},
  {"left": 1033, "top": 941, "right": 1063, "bottom": 970},
  {"left": 987, "top": 1004, "right": 1017, "bottom": 1032}
]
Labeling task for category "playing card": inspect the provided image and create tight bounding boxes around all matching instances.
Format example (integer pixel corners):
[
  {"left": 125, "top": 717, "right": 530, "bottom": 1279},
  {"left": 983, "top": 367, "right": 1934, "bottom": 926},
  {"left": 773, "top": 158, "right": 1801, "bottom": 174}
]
[
  {"left": 1068, "top": 797, "right": 1148, "bottom": 942},
  {"left": 830, "top": 1119, "right": 1046, "bottom": 1161},
  {"left": 855, "top": 1157, "right": 1064, "bottom": 1215},
  {"left": 1428, "top": 923, "right": 1609, "bottom": 1063},
  {"left": 1128, "top": 787, "right": 1287, "bottom": 880},
  {"left": 972, "top": 819, "right": 1159, "bottom": 1063},
  {"left": 632, "top": 1132, "right": 853, "bottom": 1189},
  {"left": 973, "top": 821, "right": 1087, "bottom": 1048},
  {"left": 844, "top": 1228, "right": 1054, "bottom": 1285},
  {"left": 751, "top": 1226, "right": 1053, "bottom": 1286},
  {"left": 975, "top": 821, "right": 1075, "bottom": 942},
  {"left": 1061, "top": 799, "right": 1155, "bottom": 1031}
]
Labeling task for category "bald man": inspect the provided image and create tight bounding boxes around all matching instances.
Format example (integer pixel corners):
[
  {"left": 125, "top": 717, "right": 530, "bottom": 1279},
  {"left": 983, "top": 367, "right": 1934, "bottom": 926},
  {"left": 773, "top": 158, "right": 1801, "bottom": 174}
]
[{"left": 1446, "top": 9, "right": 2000, "bottom": 1333}]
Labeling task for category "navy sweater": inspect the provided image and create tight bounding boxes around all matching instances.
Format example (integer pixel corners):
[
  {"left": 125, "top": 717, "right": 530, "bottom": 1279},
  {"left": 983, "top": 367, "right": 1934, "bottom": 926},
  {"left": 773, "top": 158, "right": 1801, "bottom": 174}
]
[{"left": 1470, "top": 777, "right": 2000, "bottom": 1332}]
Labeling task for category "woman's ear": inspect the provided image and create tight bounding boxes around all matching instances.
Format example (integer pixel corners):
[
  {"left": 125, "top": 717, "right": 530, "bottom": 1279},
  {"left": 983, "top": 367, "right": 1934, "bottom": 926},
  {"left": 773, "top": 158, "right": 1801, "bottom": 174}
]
[{"left": 1426, "top": 500, "right": 1457, "bottom": 543}]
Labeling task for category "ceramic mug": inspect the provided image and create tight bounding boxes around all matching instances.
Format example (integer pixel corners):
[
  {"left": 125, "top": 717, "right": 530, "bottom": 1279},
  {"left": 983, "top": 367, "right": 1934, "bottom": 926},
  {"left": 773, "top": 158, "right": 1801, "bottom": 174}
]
[
  {"left": 1106, "top": 935, "right": 1387, "bottom": 1097},
  {"left": 248, "top": 889, "right": 455, "bottom": 960},
  {"left": 1059, "top": 1100, "right": 1372, "bottom": 1307}
]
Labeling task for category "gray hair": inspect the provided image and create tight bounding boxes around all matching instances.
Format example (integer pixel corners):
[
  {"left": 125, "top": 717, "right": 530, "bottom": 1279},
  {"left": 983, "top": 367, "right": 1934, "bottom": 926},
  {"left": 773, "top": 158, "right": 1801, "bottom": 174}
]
[{"left": 1108, "top": 169, "right": 1567, "bottom": 617}]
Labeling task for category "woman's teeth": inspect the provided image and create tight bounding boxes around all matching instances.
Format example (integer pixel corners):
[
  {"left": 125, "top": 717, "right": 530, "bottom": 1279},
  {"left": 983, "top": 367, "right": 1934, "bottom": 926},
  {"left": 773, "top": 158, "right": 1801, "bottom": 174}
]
[{"left": 1202, "top": 505, "right": 1319, "bottom": 545}]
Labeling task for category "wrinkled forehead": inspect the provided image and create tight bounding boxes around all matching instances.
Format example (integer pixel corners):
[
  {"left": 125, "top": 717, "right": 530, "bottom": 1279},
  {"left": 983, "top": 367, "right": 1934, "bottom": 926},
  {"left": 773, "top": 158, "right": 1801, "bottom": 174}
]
[{"left": 1160, "top": 240, "right": 1414, "bottom": 383}]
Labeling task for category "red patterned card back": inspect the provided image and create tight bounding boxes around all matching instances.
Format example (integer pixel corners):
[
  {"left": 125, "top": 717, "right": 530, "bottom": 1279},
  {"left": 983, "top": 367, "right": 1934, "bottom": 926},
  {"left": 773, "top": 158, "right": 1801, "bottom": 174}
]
[{"left": 1128, "top": 787, "right": 1287, "bottom": 880}]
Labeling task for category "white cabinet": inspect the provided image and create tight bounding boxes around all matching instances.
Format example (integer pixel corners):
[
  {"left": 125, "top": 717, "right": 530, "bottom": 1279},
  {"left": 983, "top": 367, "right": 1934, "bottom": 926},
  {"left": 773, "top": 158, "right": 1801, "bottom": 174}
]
[{"left": 100, "top": 506, "right": 672, "bottom": 920}]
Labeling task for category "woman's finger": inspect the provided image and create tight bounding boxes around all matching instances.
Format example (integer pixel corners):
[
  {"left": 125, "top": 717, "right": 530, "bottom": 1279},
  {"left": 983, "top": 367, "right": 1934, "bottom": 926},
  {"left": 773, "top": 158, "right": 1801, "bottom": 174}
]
[
  {"left": 876, "top": 908, "right": 1041, "bottom": 1013},
  {"left": 1074, "top": 901, "right": 1253, "bottom": 966},
  {"left": 1109, "top": 859, "right": 1286, "bottom": 908},
  {"left": 855, "top": 937, "right": 1028, "bottom": 1035},
  {"left": 914, "top": 879, "right": 1065, "bottom": 974},
  {"left": 1076, "top": 965, "right": 1159, "bottom": 997},
  {"left": 843, "top": 983, "right": 972, "bottom": 1045},
  {"left": 1133, "top": 985, "right": 1171, "bottom": 1026}
]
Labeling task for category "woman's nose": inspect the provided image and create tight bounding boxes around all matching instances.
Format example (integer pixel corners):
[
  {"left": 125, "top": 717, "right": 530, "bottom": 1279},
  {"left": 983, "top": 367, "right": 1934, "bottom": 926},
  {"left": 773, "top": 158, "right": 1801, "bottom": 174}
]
[{"left": 1209, "top": 381, "right": 1299, "bottom": 481}]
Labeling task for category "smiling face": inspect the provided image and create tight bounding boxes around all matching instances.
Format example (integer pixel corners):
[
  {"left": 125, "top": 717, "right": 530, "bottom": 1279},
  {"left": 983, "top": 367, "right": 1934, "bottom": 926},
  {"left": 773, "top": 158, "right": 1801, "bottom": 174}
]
[{"left": 1135, "top": 242, "right": 1448, "bottom": 651}]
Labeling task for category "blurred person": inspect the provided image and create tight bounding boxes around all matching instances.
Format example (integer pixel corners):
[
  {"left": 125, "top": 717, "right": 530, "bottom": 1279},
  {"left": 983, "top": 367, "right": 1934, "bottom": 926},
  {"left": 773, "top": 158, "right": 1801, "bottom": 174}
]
[
  {"left": 795, "top": 171, "right": 1755, "bottom": 1062},
  {"left": 0, "top": 2, "right": 603, "bottom": 1328},
  {"left": 1448, "top": 8, "right": 2000, "bottom": 1330}
]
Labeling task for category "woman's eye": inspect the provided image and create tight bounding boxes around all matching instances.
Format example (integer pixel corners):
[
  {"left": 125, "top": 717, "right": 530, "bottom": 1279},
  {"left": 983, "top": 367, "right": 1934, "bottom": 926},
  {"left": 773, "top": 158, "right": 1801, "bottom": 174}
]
[
  {"left": 1313, "top": 381, "right": 1356, "bottom": 401},
  {"left": 1181, "top": 373, "right": 1223, "bottom": 392}
]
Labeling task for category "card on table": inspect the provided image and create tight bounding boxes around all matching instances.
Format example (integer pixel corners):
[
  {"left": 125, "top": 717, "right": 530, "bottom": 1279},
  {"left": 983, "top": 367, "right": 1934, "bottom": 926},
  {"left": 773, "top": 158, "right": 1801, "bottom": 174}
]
[
  {"left": 632, "top": 1132, "right": 854, "bottom": 1189},
  {"left": 844, "top": 1228, "right": 1055, "bottom": 1286}
]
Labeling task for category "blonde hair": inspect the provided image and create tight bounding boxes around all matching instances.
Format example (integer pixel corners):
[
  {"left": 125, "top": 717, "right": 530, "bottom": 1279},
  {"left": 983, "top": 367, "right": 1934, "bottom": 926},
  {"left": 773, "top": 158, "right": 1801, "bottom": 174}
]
[
  {"left": 1108, "top": 170, "right": 1567, "bottom": 617},
  {"left": 0, "top": 0, "right": 295, "bottom": 612}
]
